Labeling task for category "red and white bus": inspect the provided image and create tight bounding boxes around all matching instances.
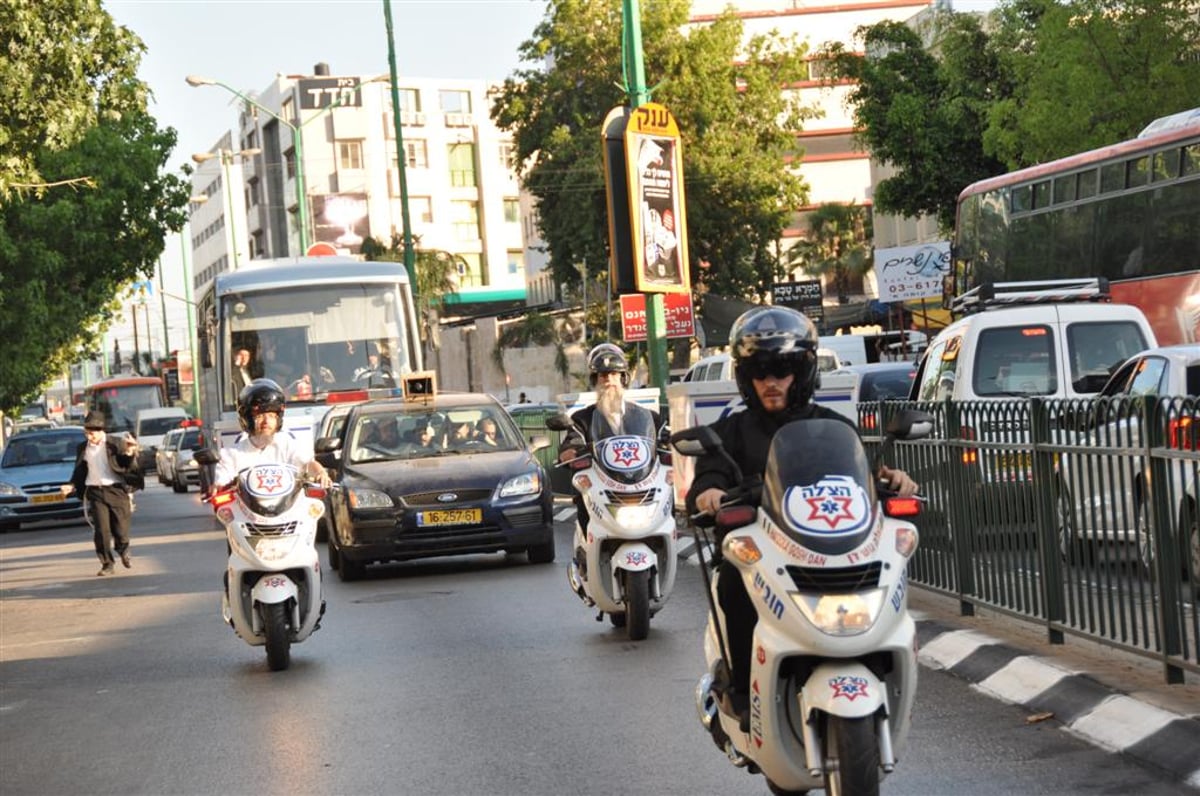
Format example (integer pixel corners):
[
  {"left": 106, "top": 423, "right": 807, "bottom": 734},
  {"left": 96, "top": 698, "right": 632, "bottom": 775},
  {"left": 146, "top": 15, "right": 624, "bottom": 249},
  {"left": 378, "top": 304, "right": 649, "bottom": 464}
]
[
  {"left": 84, "top": 375, "right": 167, "bottom": 434},
  {"left": 953, "top": 109, "right": 1200, "bottom": 345}
]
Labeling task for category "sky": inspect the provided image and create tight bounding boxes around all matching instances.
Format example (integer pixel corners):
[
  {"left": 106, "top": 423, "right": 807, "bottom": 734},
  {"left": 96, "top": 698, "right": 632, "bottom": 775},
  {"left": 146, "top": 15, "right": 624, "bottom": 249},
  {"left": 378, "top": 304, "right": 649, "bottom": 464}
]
[
  {"left": 98, "top": 0, "right": 998, "bottom": 357},
  {"left": 101, "top": 0, "right": 550, "bottom": 355}
]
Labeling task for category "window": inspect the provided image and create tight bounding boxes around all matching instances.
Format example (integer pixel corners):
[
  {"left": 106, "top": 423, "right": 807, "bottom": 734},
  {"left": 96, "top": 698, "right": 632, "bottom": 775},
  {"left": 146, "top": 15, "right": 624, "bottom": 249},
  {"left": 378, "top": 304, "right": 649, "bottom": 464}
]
[
  {"left": 1067, "top": 321, "right": 1150, "bottom": 393},
  {"left": 281, "top": 97, "right": 294, "bottom": 124},
  {"left": 1152, "top": 148, "right": 1181, "bottom": 181},
  {"left": 396, "top": 139, "right": 427, "bottom": 168},
  {"left": 503, "top": 198, "right": 520, "bottom": 224},
  {"left": 1100, "top": 161, "right": 1124, "bottom": 193},
  {"left": 1077, "top": 168, "right": 1099, "bottom": 199},
  {"left": 447, "top": 143, "right": 477, "bottom": 187},
  {"left": 973, "top": 326, "right": 1057, "bottom": 397},
  {"left": 1011, "top": 184, "right": 1032, "bottom": 214},
  {"left": 285, "top": 147, "right": 296, "bottom": 180},
  {"left": 1126, "top": 357, "right": 1167, "bottom": 397},
  {"left": 1053, "top": 174, "right": 1076, "bottom": 204},
  {"left": 1126, "top": 155, "right": 1150, "bottom": 188},
  {"left": 1032, "top": 180, "right": 1051, "bottom": 209},
  {"left": 507, "top": 249, "right": 524, "bottom": 275},
  {"left": 246, "top": 177, "right": 259, "bottom": 208},
  {"left": 450, "top": 200, "right": 480, "bottom": 241},
  {"left": 398, "top": 88, "right": 420, "bottom": 112},
  {"left": 456, "top": 252, "right": 485, "bottom": 286},
  {"left": 410, "top": 196, "right": 432, "bottom": 224},
  {"left": 338, "top": 140, "right": 364, "bottom": 170},
  {"left": 499, "top": 142, "right": 516, "bottom": 169},
  {"left": 439, "top": 90, "right": 471, "bottom": 113}
]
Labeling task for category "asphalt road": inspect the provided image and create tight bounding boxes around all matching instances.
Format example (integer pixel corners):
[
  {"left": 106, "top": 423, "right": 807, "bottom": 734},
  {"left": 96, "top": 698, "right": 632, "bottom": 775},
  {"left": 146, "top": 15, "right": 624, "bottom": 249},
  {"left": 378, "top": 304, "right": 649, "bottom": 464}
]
[{"left": 0, "top": 481, "right": 1191, "bottom": 795}]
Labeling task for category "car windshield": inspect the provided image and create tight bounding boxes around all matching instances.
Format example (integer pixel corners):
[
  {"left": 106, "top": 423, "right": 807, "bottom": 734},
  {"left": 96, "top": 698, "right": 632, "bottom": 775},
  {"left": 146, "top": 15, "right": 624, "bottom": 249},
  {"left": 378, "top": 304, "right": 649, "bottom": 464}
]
[
  {"left": 347, "top": 405, "right": 522, "bottom": 464},
  {"left": 1, "top": 433, "right": 81, "bottom": 468}
]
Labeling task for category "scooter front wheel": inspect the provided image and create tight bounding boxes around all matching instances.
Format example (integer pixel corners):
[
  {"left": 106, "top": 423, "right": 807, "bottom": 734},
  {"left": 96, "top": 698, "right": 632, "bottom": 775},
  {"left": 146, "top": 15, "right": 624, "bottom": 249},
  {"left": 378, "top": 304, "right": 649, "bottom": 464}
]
[
  {"left": 263, "top": 603, "right": 291, "bottom": 671},
  {"left": 824, "top": 715, "right": 879, "bottom": 796},
  {"left": 625, "top": 569, "right": 650, "bottom": 641}
]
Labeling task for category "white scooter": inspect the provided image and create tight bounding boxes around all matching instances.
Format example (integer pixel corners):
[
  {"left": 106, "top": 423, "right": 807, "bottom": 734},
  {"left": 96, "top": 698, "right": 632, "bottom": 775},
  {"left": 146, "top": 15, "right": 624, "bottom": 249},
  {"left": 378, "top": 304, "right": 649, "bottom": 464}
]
[
  {"left": 196, "top": 451, "right": 326, "bottom": 671},
  {"left": 549, "top": 404, "right": 676, "bottom": 641},
  {"left": 671, "top": 409, "right": 932, "bottom": 796}
]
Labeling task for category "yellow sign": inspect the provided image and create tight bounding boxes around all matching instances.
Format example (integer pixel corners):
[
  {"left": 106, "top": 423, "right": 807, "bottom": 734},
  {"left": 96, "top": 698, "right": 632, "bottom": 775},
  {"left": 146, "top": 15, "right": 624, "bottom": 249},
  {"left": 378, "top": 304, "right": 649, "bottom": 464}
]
[{"left": 624, "top": 103, "right": 690, "bottom": 295}]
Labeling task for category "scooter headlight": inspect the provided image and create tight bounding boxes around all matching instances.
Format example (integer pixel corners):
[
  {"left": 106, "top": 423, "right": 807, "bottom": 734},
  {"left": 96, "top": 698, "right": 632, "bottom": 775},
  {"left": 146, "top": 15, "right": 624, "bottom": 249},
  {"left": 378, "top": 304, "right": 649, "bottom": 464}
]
[
  {"left": 791, "top": 589, "right": 886, "bottom": 636},
  {"left": 609, "top": 503, "right": 659, "bottom": 530}
]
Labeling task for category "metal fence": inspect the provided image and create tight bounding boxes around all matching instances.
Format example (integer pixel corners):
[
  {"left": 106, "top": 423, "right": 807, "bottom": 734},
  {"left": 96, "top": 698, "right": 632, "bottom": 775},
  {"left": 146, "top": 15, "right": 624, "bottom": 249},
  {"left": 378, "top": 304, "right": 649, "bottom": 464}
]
[{"left": 863, "top": 396, "right": 1200, "bottom": 683}]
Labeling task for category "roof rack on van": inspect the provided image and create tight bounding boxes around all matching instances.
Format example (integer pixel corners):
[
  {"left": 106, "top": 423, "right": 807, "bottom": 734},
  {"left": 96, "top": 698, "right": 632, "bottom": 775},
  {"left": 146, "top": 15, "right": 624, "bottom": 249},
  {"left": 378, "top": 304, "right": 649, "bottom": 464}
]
[{"left": 950, "top": 277, "right": 1110, "bottom": 315}]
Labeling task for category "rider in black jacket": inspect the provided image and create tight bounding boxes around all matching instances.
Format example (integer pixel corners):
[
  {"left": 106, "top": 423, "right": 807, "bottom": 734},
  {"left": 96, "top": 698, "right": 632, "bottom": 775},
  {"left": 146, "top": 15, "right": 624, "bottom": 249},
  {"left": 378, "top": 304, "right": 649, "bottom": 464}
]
[{"left": 686, "top": 306, "right": 918, "bottom": 722}]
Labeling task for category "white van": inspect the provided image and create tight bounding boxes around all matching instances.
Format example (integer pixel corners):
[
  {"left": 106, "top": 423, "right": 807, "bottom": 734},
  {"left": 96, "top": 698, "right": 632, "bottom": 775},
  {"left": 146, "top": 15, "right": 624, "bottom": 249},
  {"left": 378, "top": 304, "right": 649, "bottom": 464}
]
[
  {"left": 684, "top": 349, "right": 841, "bottom": 382},
  {"left": 910, "top": 279, "right": 1157, "bottom": 403},
  {"left": 134, "top": 407, "right": 190, "bottom": 472}
]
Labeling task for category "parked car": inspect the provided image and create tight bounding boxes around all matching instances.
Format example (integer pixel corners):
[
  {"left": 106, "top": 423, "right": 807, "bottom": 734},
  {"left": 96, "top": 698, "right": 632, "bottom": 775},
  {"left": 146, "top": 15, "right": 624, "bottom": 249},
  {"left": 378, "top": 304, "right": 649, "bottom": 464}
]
[
  {"left": 830, "top": 361, "right": 918, "bottom": 431},
  {"left": 167, "top": 426, "right": 205, "bottom": 493},
  {"left": 314, "top": 393, "right": 555, "bottom": 580},
  {"left": 1056, "top": 343, "right": 1200, "bottom": 584},
  {"left": 156, "top": 428, "right": 185, "bottom": 485},
  {"left": 0, "top": 426, "right": 86, "bottom": 531}
]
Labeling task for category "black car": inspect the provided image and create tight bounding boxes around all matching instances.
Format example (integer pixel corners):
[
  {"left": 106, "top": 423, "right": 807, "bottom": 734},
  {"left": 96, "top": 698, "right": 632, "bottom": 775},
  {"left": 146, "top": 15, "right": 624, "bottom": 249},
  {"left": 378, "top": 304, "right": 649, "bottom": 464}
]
[{"left": 315, "top": 393, "right": 555, "bottom": 580}]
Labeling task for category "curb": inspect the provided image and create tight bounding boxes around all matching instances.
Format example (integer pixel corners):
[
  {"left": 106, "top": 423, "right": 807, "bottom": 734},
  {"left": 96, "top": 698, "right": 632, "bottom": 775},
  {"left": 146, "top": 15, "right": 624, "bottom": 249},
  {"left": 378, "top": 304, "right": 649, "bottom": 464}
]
[{"left": 914, "top": 618, "right": 1200, "bottom": 790}]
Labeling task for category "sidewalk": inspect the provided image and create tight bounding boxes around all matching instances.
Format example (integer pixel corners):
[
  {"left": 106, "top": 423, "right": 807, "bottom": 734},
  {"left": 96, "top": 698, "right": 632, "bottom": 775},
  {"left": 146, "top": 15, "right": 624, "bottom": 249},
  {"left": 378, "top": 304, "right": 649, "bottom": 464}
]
[{"left": 910, "top": 588, "right": 1200, "bottom": 790}]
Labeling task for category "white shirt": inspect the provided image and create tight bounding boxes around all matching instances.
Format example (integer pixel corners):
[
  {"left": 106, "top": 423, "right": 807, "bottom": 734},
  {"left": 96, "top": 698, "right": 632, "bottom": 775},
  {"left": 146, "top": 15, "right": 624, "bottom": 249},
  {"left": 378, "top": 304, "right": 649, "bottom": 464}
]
[
  {"left": 213, "top": 431, "right": 312, "bottom": 487},
  {"left": 84, "top": 439, "right": 120, "bottom": 486}
]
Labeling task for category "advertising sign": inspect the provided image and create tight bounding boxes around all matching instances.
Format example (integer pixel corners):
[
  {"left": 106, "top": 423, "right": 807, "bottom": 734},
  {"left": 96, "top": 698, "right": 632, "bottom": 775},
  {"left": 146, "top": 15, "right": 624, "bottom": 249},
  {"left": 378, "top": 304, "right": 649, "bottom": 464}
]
[
  {"left": 619, "top": 293, "right": 695, "bottom": 341},
  {"left": 624, "top": 103, "right": 690, "bottom": 294},
  {"left": 601, "top": 106, "right": 637, "bottom": 294},
  {"left": 298, "top": 77, "right": 365, "bottom": 111},
  {"left": 311, "top": 193, "right": 371, "bottom": 254},
  {"left": 874, "top": 241, "right": 952, "bottom": 302},
  {"left": 773, "top": 279, "right": 824, "bottom": 325}
]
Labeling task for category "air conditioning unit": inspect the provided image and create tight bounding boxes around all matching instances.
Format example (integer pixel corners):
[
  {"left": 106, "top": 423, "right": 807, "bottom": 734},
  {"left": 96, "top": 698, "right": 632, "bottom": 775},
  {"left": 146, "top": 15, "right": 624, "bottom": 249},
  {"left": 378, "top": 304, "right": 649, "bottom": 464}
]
[
  {"left": 400, "top": 111, "right": 425, "bottom": 126},
  {"left": 444, "top": 113, "right": 473, "bottom": 127}
]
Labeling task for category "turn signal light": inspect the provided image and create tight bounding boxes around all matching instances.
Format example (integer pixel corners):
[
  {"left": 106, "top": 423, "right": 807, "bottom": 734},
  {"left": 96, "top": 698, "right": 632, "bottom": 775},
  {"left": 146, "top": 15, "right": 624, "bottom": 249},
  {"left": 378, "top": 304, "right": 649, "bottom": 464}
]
[
  {"left": 211, "top": 490, "right": 236, "bottom": 508},
  {"left": 894, "top": 525, "right": 919, "bottom": 558},
  {"left": 723, "top": 535, "right": 762, "bottom": 565}
]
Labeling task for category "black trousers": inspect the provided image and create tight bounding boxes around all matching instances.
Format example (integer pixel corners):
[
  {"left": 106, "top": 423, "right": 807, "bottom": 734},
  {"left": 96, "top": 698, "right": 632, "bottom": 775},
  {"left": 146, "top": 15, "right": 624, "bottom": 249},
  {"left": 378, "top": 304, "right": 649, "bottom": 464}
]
[
  {"left": 86, "top": 485, "right": 132, "bottom": 564},
  {"left": 717, "top": 560, "right": 755, "bottom": 694}
]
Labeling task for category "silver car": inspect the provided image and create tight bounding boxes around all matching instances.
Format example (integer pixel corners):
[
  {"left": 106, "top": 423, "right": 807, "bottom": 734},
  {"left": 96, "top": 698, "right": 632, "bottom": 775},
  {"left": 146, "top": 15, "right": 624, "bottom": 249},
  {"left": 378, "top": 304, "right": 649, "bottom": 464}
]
[{"left": 0, "top": 427, "right": 86, "bottom": 531}]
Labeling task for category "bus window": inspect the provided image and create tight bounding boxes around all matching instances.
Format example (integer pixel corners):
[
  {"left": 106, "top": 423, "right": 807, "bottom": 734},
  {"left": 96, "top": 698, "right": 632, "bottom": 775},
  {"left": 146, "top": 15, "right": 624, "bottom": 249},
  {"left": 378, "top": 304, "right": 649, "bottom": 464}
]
[{"left": 85, "top": 378, "right": 166, "bottom": 433}]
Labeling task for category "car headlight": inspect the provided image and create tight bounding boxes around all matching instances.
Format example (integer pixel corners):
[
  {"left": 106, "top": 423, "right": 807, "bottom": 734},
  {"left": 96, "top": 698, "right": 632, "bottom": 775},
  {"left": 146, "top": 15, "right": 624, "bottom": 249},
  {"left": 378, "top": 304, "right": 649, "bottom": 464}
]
[
  {"left": 349, "top": 488, "right": 394, "bottom": 509},
  {"left": 499, "top": 470, "right": 541, "bottom": 498},
  {"left": 791, "top": 589, "right": 887, "bottom": 636},
  {"left": 0, "top": 482, "right": 23, "bottom": 497}
]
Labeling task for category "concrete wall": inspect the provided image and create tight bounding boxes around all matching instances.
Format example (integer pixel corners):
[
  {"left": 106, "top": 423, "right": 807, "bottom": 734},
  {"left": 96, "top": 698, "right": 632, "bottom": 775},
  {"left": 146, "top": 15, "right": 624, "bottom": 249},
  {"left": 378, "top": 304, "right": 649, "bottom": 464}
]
[{"left": 427, "top": 314, "right": 590, "bottom": 404}]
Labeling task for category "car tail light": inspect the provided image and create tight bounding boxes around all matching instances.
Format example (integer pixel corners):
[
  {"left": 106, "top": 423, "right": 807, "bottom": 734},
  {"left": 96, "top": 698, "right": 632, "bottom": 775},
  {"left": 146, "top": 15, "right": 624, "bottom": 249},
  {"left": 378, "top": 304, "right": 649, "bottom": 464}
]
[
  {"left": 861, "top": 412, "right": 878, "bottom": 432},
  {"left": 960, "top": 425, "right": 978, "bottom": 465},
  {"left": 1169, "top": 416, "right": 1197, "bottom": 450}
]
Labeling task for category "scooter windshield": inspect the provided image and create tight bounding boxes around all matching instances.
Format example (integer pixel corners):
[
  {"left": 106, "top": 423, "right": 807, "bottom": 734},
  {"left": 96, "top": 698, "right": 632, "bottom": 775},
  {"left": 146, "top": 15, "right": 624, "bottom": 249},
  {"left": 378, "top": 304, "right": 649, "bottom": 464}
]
[
  {"left": 761, "top": 419, "right": 877, "bottom": 556},
  {"left": 238, "top": 463, "right": 303, "bottom": 518},
  {"left": 589, "top": 403, "right": 657, "bottom": 485}
]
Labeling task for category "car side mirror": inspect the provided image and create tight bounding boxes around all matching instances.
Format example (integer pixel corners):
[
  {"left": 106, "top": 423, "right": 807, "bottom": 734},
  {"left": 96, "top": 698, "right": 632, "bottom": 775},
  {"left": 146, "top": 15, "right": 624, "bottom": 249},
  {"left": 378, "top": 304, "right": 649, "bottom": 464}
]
[{"left": 314, "top": 436, "right": 342, "bottom": 454}]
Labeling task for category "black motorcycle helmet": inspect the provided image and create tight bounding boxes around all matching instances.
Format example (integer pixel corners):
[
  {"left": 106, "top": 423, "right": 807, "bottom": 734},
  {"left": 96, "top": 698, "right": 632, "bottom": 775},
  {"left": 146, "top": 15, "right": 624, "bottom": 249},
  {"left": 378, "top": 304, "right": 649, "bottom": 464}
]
[
  {"left": 237, "top": 378, "right": 286, "bottom": 432},
  {"left": 587, "top": 343, "right": 630, "bottom": 388},
  {"left": 730, "top": 306, "right": 820, "bottom": 412}
]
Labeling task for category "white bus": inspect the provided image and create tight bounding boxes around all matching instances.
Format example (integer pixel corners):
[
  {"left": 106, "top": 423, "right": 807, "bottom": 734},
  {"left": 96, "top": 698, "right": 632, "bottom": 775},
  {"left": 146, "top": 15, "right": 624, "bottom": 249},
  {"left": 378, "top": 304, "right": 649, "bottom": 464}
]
[{"left": 195, "top": 257, "right": 422, "bottom": 451}]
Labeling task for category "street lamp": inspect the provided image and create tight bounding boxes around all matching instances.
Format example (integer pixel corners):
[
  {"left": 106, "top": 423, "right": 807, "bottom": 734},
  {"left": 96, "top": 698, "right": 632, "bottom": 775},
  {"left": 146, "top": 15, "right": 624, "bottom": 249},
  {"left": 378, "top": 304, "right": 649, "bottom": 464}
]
[
  {"left": 191, "top": 148, "right": 260, "bottom": 270},
  {"left": 186, "top": 73, "right": 389, "bottom": 255}
]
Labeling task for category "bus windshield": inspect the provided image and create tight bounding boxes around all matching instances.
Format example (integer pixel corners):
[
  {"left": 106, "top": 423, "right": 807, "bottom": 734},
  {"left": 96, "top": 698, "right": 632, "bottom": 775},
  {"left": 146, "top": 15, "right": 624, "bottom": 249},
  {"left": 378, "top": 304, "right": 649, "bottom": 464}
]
[
  {"left": 86, "top": 381, "right": 165, "bottom": 433},
  {"left": 223, "top": 282, "right": 410, "bottom": 406}
]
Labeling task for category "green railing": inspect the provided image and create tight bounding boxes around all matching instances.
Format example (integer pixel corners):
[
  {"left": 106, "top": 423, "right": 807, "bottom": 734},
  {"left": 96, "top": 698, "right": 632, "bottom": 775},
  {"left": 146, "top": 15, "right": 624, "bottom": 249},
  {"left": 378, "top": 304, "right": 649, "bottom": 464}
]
[{"left": 862, "top": 396, "right": 1200, "bottom": 684}]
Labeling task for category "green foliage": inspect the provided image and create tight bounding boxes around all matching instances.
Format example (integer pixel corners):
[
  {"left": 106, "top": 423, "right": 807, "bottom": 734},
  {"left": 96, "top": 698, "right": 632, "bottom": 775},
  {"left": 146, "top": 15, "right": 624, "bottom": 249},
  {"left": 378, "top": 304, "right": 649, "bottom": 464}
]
[
  {"left": 819, "top": 15, "right": 1008, "bottom": 231},
  {"left": 493, "top": 311, "right": 572, "bottom": 379},
  {"left": 985, "top": 0, "right": 1200, "bottom": 168},
  {"left": 0, "top": 0, "right": 148, "bottom": 200},
  {"left": 0, "top": 0, "right": 188, "bottom": 412},
  {"left": 491, "top": 0, "right": 812, "bottom": 301},
  {"left": 360, "top": 234, "right": 461, "bottom": 325},
  {"left": 784, "top": 203, "right": 873, "bottom": 300}
]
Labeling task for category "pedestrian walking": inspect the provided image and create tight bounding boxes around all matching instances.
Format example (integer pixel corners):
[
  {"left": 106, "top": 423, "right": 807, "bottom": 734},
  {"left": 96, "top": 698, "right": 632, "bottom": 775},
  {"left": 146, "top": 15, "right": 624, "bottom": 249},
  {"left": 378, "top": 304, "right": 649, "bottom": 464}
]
[{"left": 61, "top": 411, "right": 144, "bottom": 576}]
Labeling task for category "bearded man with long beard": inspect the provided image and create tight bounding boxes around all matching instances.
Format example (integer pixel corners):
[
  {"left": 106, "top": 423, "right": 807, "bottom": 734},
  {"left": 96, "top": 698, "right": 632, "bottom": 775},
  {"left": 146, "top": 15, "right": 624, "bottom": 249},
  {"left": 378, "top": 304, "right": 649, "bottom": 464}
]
[{"left": 558, "top": 343, "right": 663, "bottom": 533}]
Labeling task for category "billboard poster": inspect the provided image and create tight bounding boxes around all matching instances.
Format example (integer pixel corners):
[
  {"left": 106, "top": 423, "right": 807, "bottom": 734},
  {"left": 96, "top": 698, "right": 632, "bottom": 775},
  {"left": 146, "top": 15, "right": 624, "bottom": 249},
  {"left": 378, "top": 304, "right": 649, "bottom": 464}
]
[
  {"left": 772, "top": 279, "right": 824, "bottom": 325},
  {"left": 624, "top": 103, "right": 690, "bottom": 294},
  {"left": 619, "top": 293, "right": 695, "bottom": 342},
  {"left": 874, "top": 241, "right": 952, "bottom": 302},
  {"left": 311, "top": 193, "right": 371, "bottom": 254}
]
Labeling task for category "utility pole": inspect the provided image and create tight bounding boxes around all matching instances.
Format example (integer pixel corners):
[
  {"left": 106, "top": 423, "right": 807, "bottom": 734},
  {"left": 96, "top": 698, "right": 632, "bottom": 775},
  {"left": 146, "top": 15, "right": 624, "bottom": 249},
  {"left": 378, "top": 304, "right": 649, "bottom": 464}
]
[{"left": 383, "top": 0, "right": 419, "bottom": 321}]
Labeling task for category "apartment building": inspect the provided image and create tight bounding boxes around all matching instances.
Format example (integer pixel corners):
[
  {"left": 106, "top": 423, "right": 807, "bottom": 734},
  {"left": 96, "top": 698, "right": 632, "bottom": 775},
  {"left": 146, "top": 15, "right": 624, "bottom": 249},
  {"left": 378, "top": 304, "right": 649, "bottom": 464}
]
[{"left": 188, "top": 64, "right": 529, "bottom": 313}]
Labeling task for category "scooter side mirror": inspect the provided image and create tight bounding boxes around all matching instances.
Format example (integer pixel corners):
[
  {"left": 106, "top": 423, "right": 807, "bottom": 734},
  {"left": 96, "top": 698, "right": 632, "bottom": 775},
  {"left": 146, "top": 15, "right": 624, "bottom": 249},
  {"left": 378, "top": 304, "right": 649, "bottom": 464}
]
[
  {"left": 669, "top": 425, "right": 721, "bottom": 457},
  {"left": 545, "top": 412, "right": 574, "bottom": 432},
  {"left": 193, "top": 448, "right": 219, "bottom": 466},
  {"left": 884, "top": 409, "right": 935, "bottom": 441}
]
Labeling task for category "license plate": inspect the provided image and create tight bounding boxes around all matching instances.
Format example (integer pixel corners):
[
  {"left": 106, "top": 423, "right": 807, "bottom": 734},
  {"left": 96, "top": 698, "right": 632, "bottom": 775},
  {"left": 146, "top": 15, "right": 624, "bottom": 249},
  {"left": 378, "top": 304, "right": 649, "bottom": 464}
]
[
  {"left": 30, "top": 493, "right": 65, "bottom": 504},
  {"left": 417, "top": 508, "right": 481, "bottom": 526}
]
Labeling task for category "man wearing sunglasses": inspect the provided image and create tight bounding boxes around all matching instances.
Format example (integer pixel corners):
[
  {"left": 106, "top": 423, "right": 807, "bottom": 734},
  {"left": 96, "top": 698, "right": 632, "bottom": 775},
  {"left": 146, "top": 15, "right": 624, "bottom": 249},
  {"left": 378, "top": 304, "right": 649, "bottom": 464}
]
[{"left": 686, "top": 305, "right": 918, "bottom": 724}]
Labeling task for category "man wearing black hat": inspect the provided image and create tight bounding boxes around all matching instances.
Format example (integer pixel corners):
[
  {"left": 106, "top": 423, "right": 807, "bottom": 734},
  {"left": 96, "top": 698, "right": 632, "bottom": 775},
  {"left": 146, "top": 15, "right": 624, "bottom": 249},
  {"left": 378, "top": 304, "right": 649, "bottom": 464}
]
[{"left": 61, "top": 411, "right": 144, "bottom": 576}]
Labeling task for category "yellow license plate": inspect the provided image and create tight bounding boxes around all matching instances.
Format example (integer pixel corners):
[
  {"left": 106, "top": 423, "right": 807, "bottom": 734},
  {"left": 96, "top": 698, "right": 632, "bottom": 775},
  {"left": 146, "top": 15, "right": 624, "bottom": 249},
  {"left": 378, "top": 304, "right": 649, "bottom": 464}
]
[
  {"left": 30, "top": 493, "right": 65, "bottom": 504},
  {"left": 417, "top": 508, "right": 481, "bottom": 526}
]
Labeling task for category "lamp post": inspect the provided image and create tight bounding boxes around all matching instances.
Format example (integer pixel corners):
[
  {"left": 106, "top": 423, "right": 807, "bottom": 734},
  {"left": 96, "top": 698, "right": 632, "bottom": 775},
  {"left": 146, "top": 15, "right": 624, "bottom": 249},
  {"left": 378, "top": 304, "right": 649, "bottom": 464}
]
[
  {"left": 187, "top": 73, "right": 389, "bottom": 256},
  {"left": 191, "top": 148, "right": 260, "bottom": 270}
]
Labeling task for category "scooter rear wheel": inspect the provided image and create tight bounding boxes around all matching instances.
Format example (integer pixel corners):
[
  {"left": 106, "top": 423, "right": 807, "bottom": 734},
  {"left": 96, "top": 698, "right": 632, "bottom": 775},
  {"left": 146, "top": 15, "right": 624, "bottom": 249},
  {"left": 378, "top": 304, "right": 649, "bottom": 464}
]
[
  {"left": 263, "top": 603, "right": 291, "bottom": 672},
  {"left": 824, "top": 715, "right": 879, "bottom": 796}
]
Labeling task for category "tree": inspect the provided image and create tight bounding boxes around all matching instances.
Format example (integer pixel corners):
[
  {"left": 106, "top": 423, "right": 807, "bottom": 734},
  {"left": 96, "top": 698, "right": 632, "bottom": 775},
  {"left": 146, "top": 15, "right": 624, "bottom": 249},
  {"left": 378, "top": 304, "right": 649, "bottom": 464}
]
[
  {"left": 491, "top": 0, "right": 812, "bottom": 301},
  {"left": 818, "top": 14, "right": 1009, "bottom": 232},
  {"left": 784, "top": 203, "right": 873, "bottom": 302},
  {"left": 984, "top": 0, "right": 1200, "bottom": 168},
  {"left": 492, "top": 311, "right": 572, "bottom": 380},
  {"left": 0, "top": 0, "right": 148, "bottom": 200},
  {"left": 0, "top": 85, "right": 188, "bottom": 411},
  {"left": 360, "top": 234, "right": 461, "bottom": 350}
]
